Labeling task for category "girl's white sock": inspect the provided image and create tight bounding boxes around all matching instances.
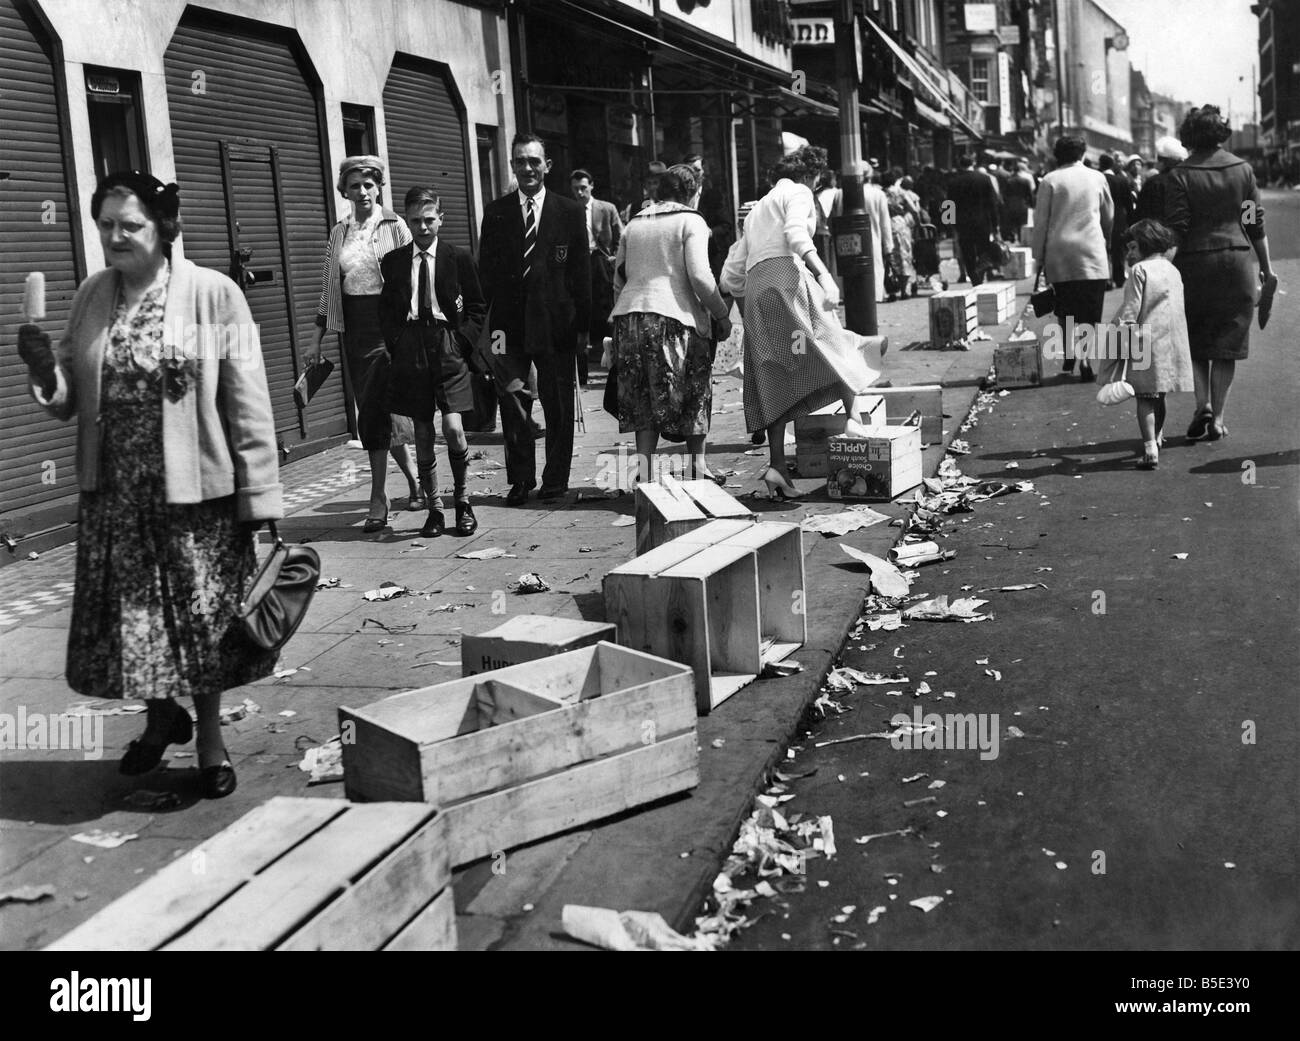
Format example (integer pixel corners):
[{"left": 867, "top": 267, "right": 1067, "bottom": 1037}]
[{"left": 1143, "top": 439, "right": 1158, "bottom": 455}]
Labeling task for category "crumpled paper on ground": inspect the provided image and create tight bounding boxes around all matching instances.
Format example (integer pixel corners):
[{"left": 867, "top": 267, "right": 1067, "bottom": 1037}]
[
  {"left": 0, "top": 884, "right": 56, "bottom": 905},
  {"left": 801, "top": 508, "right": 891, "bottom": 536},
  {"left": 298, "top": 737, "right": 344, "bottom": 784},
  {"left": 840, "top": 545, "right": 910, "bottom": 597},
  {"left": 903, "top": 595, "right": 992, "bottom": 623},
  {"left": 562, "top": 905, "right": 713, "bottom": 951},
  {"left": 363, "top": 582, "right": 409, "bottom": 601},
  {"left": 71, "top": 830, "right": 139, "bottom": 849}
]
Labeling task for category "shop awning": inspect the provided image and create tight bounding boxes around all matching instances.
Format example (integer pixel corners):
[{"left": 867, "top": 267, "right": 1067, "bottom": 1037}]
[
  {"left": 914, "top": 96, "right": 950, "bottom": 128},
  {"left": 766, "top": 86, "right": 841, "bottom": 119},
  {"left": 862, "top": 16, "right": 980, "bottom": 139}
]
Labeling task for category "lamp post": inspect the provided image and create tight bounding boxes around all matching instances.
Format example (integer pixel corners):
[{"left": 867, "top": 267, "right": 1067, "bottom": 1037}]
[{"left": 832, "top": 0, "right": 876, "bottom": 335}]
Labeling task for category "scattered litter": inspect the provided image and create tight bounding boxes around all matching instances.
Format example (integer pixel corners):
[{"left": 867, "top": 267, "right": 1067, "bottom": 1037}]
[
  {"left": 360, "top": 617, "right": 417, "bottom": 632},
  {"left": 456, "top": 547, "right": 515, "bottom": 560},
  {"left": 399, "top": 543, "right": 428, "bottom": 553},
  {"left": 909, "top": 895, "right": 944, "bottom": 913},
  {"left": 998, "top": 582, "right": 1048, "bottom": 592},
  {"left": 409, "top": 659, "right": 460, "bottom": 669},
  {"left": 273, "top": 666, "right": 301, "bottom": 680},
  {"left": 66, "top": 701, "right": 146, "bottom": 717},
  {"left": 901, "top": 772, "right": 929, "bottom": 784},
  {"left": 890, "top": 541, "right": 957, "bottom": 567},
  {"left": 315, "top": 576, "right": 345, "bottom": 590},
  {"left": 578, "top": 546, "right": 594, "bottom": 553},
  {"left": 762, "top": 659, "right": 803, "bottom": 678},
  {"left": 930, "top": 864, "right": 945, "bottom": 873},
  {"left": 0, "top": 884, "right": 55, "bottom": 905},
  {"left": 711, "top": 739, "right": 726, "bottom": 749},
  {"left": 220, "top": 698, "right": 260, "bottom": 724},
  {"left": 840, "top": 545, "right": 910, "bottom": 597},
  {"left": 985, "top": 669, "right": 1002, "bottom": 681},
  {"left": 297, "top": 737, "right": 344, "bottom": 784},
  {"left": 1055, "top": 861, "right": 1068, "bottom": 870},
  {"left": 935, "top": 809, "right": 948, "bottom": 818},
  {"left": 903, "top": 796, "right": 937, "bottom": 808},
  {"left": 563, "top": 905, "right": 712, "bottom": 951},
  {"left": 1171, "top": 553, "right": 1188, "bottom": 560},
  {"left": 510, "top": 573, "right": 551, "bottom": 594},
  {"left": 71, "top": 830, "right": 139, "bottom": 849},
  {"left": 915, "top": 681, "right": 931, "bottom": 696},
  {"left": 1007, "top": 725, "right": 1025, "bottom": 738},
  {"left": 976, "top": 657, "right": 989, "bottom": 665},
  {"left": 1224, "top": 862, "right": 1236, "bottom": 869},
  {"left": 865, "top": 906, "right": 887, "bottom": 924},
  {"left": 363, "top": 582, "right": 409, "bottom": 601},
  {"left": 903, "top": 595, "right": 991, "bottom": 623},
  {"left": 831, "top": 905, "right": 857, "bottom": 924},
  {"left": 428, "top": 603, "right": 474, "bottom": 613},
  {"left": 611, "top": 516, "right": 636, "bottom": 527},
  {"left": 122, "top": 790, "right": 182, "bottom": 811},
  {"left": 801, "top": 509, "right": 891, "bottom": 536}
]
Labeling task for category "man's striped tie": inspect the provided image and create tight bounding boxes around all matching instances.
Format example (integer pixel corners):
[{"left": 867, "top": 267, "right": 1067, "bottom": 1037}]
[{"left": 522, "top": 196, "right": 537, "bottom": 281}]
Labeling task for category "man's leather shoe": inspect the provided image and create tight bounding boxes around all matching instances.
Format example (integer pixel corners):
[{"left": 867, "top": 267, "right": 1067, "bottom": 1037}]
[
  {"left": 506, "top": 483, "right": 533, "bottom": 506},
  {"left": 420, "top": 508, "right": 445, "bottom": 538},
  {"left": 529, "top": 420, "right": 545, "bottom": 440},
  {"left": 455, "top": 502, "right": 478, "bottom": 536},
  {"left": 537, "top": 484, "right": 568, "bottom": 502}
]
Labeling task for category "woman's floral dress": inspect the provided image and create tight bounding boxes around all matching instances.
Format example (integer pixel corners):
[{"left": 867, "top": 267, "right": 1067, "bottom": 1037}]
[{"left": 66, "top": 266, "right": 278, "bottom": 700}]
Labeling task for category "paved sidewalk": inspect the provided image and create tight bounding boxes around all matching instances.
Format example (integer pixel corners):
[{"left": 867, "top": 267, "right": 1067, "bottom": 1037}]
[{"left": 0, "top": 276, "right": 1030, "bottom": 950}]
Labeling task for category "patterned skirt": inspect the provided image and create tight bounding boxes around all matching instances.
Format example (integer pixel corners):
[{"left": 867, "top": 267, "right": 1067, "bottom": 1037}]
[
  {"left": 613, "top": 312, "right": 713, "bottom": 438},
  {"left": 741, "top": 256, "right": 880, "bottom": 431},
  {"left": 66, "top": 355, "right": 277, "bottom": 700}
]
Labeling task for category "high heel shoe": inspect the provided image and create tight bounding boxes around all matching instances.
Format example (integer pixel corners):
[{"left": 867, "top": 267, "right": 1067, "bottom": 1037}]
[
  {"left": 1136, "top": 449, "right": 1159, "bottom": 471},
  {"left": 1203, "top": 419, "right": 1228, "bottom": 442},
  {"left": 119, "top": 701, "right": 193, "bottom": 776},
  {"left": 760, "top": 466, "right": 804, "bottom": 501},
  {"left": 198, "top": 748, "right": 237, "bottom": 799},
  {"left": 362, "top": 493, "right": 389, "bottom": 533},
  {"left": 1186, "top": 406, "right": 1213, "bottom": 440}
]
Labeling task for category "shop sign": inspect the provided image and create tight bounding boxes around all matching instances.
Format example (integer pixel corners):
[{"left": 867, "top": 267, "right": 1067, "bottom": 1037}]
[
  {"left": 792, "top": 18, "right": 832, "bottom": 45},
  {"left": 531, "top": 90, "right": 568, "bottom": 137},
  {"left": 607, "top": 104, "right": 640, "bottom": 147},
  {"left": 964, "top": 4, "right": 998, "bottom": 32}
]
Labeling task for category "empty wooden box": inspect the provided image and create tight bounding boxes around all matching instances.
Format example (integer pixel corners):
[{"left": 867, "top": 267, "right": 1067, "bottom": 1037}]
[
  {"left": 461, "top": 615, "right": 616, "bottom": 675},
  {"left": 994, "top": 339, "right": 1043, "bottom": 387},
  {"left": 929, "top": 289, "right": 977, "bottom": 346},
  {"left": 48, "top": 798, "right": 455, "bottom": 951},
  {"left": 976, "top": 282, "right": 1016, "bottom": 325},
  {"left": 870, "top": 384, "right": 944, "bottom": 445},
  {"left": 1005, "top": 246, "right": 1036, "bottom": 279},
  {"left": 605, "top": 520, "right": 804, "bottom": 713},
  {"left": 634, "top": 475, "right": 754, "bottom": 555},
  {"left": 793, "top": 394, "right": 885, "bottom": 477},
  {"left": 826, "top": 426, "right": 924, "bottom": 501},
  {"left": 340, "top": 643, "right": 698, "bottom": 866}
]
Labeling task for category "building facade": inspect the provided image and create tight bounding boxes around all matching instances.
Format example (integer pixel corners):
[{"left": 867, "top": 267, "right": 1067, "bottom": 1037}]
[{"left": 1254, "top": 0, "right": 1300, "bottom": 170}]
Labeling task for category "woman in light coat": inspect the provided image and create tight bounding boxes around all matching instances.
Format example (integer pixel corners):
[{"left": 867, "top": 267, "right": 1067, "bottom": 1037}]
[{"left": 19, "top": 171, "right": 281, "bottom": 798}]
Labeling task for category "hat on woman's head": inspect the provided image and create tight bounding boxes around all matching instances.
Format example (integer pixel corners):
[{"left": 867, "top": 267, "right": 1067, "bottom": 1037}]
[
  {"left": 1155, "top": 136, "right": 1188, "bottom": 162},
  {"left": 336, "top": 154, "right": 386, "bottom": 194},
  {"left": 91, "top": 170, "right": 181, "bottom": 222}
]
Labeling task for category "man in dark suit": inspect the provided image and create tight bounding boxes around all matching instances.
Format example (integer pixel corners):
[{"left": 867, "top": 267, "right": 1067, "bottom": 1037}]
[
  {"left": 1099, "top": 153, "right": 1135, "bottom": 287},
  {"left": 379, "top": 186, "right": 486, "bottom": 538},
  {"left": 944, "top": 154, "right": 1000, "bottom": 286},
  {"left": 477, "top": 133, "right": 591, "bottom": 505},
  {"left": 570, "top": 168, "right": 623, "bottom": 386}
]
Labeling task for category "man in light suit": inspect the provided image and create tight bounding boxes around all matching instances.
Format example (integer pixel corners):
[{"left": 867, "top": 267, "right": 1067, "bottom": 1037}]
[
  {"left": 477, "top": 133, "right": 591, "bottom": 505},
  {"left": 570, "top": 168, "right": 622, "bottom": 385}
]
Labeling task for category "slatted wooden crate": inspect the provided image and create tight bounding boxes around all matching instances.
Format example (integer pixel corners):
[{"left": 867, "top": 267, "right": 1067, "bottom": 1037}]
[
  {"left": 793, "top": 394, "right": 885, "bottom": 477},
  {"left": 634, "top": 475, "right": 754, "bottom": 555},
  {"left": 929, "top": 289, "right": 977, "bottom": 346},
  {"left": 1005, "top": 246, "right": 1036, "bottom": 279},
  {"left": 461, "top": 615, "right": 616, "bottom": 675},
  {"left": 975, "top": 282, "right": 1016, "bottom": 325},
  {"left": 340, "top": 643, "right": 698, "bottom": 866},
  {"left": 869, "top": 384, "right": 944, "bottom": 445},
  {"left": 994, "top": 340, "right": 1043, "bottom": 387},
  {"left": 48, "top": 798, "right": 455, "bottom": 951},
  {"left": 826, "top": 427, "right": 924, "bottom": 500}
]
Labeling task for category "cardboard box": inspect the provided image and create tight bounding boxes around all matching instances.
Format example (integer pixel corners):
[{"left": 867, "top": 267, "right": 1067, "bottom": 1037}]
[
  {"left": 929, "top": 289, "right": 977, "bottom": 346},
  {"left": 793, "top": 393, "right": 886, "bottom": 477},
  {"left": 1005, "top": 246, "right": 1036, "bottom": 280},
  {"left": 461, "top": 615, "right": 617, "bottom": 676},
  {"left": 976, "top": 282, "right": 1016, "bottom": 325},
  {"left": 869, "top": 384, "right": 944, "bottom": 445},
  {"left": 826, "top": 427, "right": 924, "bottom": 501},
  {"left": 49, "top": 799, "right": 456, "bottom": 951},
  {"left": 994, "top": 339, "right": 1044, "bottom": 387},
  {"left": 341, "top": 644, "right": 698, "bottom": 865}
]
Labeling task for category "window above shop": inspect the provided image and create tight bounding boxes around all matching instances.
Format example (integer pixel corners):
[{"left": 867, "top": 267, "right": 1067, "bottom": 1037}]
[
  {"left": 342, "top": 104, "right": 375, "bottom": 157},
  {"left": 85, "top": 67, "right": 147, "bottom": 180},
  {"left": 970, "top": 57, "right": 991, "bottom": 103}
]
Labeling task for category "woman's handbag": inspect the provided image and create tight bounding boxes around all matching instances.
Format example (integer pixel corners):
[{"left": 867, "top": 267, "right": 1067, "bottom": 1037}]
[
  {"left": 1096, "top": 353, "right": 1135, "bottom": 406},
  {"left": 238, "top": 522, "right": 321, "bottom": 652},
  {"left": 1030, "top": 270, "right": 1056, "bottom": 317}
]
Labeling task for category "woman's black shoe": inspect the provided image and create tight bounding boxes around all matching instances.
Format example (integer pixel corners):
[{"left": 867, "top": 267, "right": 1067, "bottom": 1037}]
[
  {"left": 199, "top": 753, "right": 237, "bottom": 799},
  {"left": 1079, "top": 364, "right": 1096, "bottom": 382},
  {"left": 119, "top": 702, "right": 192, "bottom": 776},
  {"left": 1062, "top": 358, "right": 1076, "bottom": 374},
  {"left": 750, "top": 430, "right": 767, "bottom": 446}
]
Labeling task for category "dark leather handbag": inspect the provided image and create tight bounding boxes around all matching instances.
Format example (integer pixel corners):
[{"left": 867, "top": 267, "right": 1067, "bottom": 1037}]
[
  {"left": 1030, "top": 270, "right": 1056, "bottom": 317},
  {"left": 238, "top": 522, "right": 321, "bottom": 652}
]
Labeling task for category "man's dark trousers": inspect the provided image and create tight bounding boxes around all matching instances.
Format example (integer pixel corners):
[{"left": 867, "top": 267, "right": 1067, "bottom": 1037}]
[{"left": 496, "top": 352, "right": 575, "bottom": 489}]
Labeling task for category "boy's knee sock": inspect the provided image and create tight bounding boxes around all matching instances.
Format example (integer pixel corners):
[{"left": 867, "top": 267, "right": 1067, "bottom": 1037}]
[{"left": 448, "top": 447, "right": 469, "bottom": 504}]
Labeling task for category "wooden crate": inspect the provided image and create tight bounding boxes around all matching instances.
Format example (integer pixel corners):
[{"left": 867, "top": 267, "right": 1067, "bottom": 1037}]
[
  {"left": 826, "top": 427, "right": 924, "bottom": 501},
  {"left": 605, "top": 538, "right": 763, "bottom": 713},
  {"left": 1005, "top": 246, "right": 1036, "bottom": 279},
  {"left": 929, "top": 290, "right": 977, "bottom": 346},
  {"left": 975, "top": 282, "right": 1016, "bottom": 325},
  {"left": 793, "top": 394, "right": 886, "bottom": 477},
  {"left": 461, "top": 615, "right": 616, "bottom": 675},
  {"left": 48, "top": 798, "right": 455, "bottom": 951},
  {"left": 869, "top": 384, "right": 944, "bottom": 445},
  {"left": 994, "top": 340, "right": 1043, "bottom": 387},
  {"left": 1018, "top": 224, "right": 1035, "bottom": 246},
  {"left": 340, "top": 643, "right": 698, "bottom": 865},
  {"left": 634, "top": 475, "right": 754, "bottom": 555}
]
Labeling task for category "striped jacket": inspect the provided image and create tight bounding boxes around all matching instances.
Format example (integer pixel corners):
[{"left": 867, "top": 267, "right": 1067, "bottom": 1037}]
[{"left": 314, "top": 208, "right": 412, "bottom": 333}]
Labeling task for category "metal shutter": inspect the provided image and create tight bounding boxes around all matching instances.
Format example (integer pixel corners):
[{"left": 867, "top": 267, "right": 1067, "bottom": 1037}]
[
  {"left": 164, "top": 15, "right": 340, "bottom": 439},
  {"left": 0, "top": 0, "right": 80, "bottom": 524},
  {"left": 383, "top": 58, "right": 473, "bottom": 250}
]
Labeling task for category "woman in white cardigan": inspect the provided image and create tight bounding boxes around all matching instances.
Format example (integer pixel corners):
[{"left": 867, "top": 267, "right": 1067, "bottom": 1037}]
[
  {"left": 611, "top": 164, "right": 732, "bottom": 484},
  {"left": 721, "top": 146, "right": 881, "bottom": 499},
  {"left": 18, "top": 171, "right": 282, "bottom": 799}
]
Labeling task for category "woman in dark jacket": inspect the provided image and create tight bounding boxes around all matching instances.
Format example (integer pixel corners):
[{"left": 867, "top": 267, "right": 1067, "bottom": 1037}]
[{"left": 1164, "top": 106, "right": 1276, "bottom": 441}]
